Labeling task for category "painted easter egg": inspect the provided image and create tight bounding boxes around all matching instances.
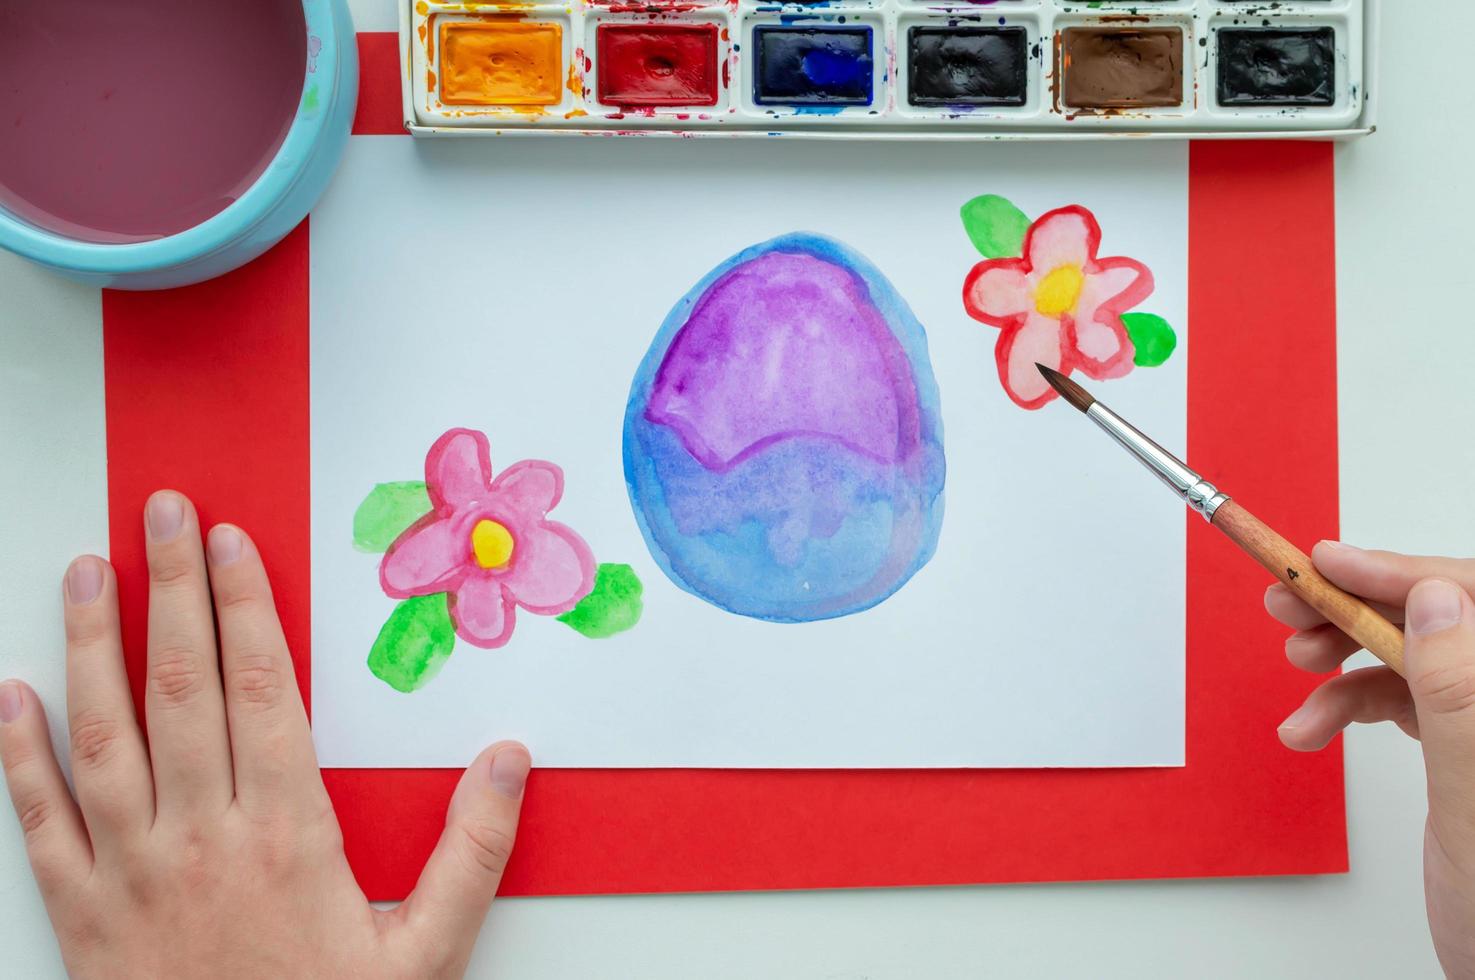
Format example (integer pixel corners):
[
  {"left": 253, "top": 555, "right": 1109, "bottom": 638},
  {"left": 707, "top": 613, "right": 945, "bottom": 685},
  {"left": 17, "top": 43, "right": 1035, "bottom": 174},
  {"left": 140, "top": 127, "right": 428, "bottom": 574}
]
[{"left": 623, "top": 233, "right": 945, "bottom": 623}]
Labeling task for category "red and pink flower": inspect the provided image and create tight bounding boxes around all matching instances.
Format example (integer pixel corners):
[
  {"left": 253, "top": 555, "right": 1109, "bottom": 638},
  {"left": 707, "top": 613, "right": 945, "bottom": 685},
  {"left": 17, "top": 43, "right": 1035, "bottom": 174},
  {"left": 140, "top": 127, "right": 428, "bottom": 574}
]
[
  {"left": 380, "top": 428, "right": 596, "bottom": 648},
  {"left": 963, "top": 205, "right": 1154, "bottom": 410}
]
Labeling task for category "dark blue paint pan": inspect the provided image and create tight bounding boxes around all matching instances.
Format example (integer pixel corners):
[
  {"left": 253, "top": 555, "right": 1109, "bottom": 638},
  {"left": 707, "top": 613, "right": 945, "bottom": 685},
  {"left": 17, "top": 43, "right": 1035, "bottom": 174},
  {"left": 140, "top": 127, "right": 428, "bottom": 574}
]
[{"left": 753, "top": 26, "right": 874, "bottom": 107}]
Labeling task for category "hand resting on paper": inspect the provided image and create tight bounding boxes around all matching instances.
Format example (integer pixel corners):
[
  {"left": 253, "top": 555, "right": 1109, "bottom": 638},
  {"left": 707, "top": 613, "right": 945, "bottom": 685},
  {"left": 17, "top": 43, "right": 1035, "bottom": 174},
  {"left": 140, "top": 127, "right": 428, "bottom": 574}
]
[
  {"left": 1266, "top": 542, "right": 1475, "bottom": 977},
  {"left": 0, "top": 490, "right": 528, "bottom": 979}
]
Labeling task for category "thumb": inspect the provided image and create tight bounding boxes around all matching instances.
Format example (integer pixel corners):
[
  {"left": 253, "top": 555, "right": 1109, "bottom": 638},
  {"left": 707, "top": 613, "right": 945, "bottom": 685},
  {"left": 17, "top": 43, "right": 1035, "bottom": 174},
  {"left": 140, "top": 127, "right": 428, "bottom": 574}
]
[
  {"left": 1404, "top": 579, "right": 1475, "bottom": 845},
  {"left": 400, "top": 741, "right": 531, "bottom": 973}
]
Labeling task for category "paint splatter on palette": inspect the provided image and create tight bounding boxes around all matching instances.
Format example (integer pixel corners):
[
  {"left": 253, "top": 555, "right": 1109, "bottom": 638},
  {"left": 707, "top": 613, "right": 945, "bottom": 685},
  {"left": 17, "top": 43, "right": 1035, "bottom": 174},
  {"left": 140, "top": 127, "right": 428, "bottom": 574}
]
[{"left": 402, "top": 0, "right": 1376, "bottom": 137}]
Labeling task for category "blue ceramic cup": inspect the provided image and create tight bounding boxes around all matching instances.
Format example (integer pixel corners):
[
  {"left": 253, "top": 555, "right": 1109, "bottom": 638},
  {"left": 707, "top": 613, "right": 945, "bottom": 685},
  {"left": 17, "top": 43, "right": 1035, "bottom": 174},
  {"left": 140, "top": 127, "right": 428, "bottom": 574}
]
[{"left": 0, "top": 0, "right": 358, "bottom": 291}]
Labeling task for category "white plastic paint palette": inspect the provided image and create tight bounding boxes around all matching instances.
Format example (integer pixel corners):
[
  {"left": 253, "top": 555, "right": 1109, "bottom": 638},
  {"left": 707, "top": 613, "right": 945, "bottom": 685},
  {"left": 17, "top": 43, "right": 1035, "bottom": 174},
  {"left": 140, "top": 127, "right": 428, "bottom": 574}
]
[{"left": 401, "top": 0, "right": 1377, "bottom": 138}]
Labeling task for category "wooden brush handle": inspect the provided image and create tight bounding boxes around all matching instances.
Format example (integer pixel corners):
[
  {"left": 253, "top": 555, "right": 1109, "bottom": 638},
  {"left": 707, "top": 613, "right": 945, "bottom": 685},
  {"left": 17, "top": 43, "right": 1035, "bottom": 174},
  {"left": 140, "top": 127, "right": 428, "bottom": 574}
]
[{"left": 1212, "top": 499, "right": 1406, "bottom": 677}]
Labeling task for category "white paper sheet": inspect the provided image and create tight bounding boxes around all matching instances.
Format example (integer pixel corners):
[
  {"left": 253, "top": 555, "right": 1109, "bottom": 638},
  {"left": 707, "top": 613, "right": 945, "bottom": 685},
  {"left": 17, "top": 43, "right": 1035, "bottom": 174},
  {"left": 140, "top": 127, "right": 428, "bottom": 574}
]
[{"left": 310, "top": 137, "right": 1187, "bottom": 768}]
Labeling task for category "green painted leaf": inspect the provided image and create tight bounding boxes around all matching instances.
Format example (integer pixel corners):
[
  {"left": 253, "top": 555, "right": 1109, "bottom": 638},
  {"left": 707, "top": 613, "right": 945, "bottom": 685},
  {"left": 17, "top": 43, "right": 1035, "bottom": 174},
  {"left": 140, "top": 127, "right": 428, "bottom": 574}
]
[
  {"left": 960, "top": 195, "right": 1032, "bottom": 259},
  {"left": 1123, "top": 313, "right": 1177, "bottom": 368},
  {"left": 353, "top": 481, "right": 432, "bottom": 552},
  {"left": 368, "top": 594, "right": 456, "bottom": 693},
  {"left": 557, "top": 563, "right": 644, "bottom": 639}
]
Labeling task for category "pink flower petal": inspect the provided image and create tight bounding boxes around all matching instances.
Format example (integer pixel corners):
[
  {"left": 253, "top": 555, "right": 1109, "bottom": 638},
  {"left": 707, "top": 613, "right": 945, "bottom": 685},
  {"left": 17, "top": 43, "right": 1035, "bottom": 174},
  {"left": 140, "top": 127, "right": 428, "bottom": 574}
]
[
  {"left": 1024, "top": 206, "right": 1100, "bottom": 277},
  {"left": 1069, "top": 314, "right": 1133, "bottom": 379},
  {"left": 491, "top": 459, "right": 564, "bottom": 518},
  {"left": 380, "top": 516, "right": 467, "bottom": 598},
  {"left": 450, "top": 574, "right": 517, "bottom": 648},
  {"left": 499, "top": 520, "right": 596, "bottom": 614},
  {"left": 962, "top": 258, "right": 1032, "bottom": 324},
  {"left": 1076, "top": 262, "right": 1148, "bottom": 324},
  {"left": 1071, "top": 258, "right": 1154, "bottom": 377},
  {"left": 425, "top": 428, "right": 493, "bottom": 510},
  {"left": 996, "top": 313, "right": 1065, "bottom": 410}
]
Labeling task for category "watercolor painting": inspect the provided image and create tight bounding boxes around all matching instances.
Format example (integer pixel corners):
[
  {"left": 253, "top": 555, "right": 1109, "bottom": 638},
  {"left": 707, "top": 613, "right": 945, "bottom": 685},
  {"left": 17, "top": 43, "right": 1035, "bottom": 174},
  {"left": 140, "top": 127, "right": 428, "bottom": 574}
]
[
  {"left": 961, "top": 195, "right": 1177, "bottom": 410},
  {"left": 624, "top": 233, "right": 945, "bottom": 623},
  {"left": 353, "top": 428, "right": 643, "bottom": 692}
]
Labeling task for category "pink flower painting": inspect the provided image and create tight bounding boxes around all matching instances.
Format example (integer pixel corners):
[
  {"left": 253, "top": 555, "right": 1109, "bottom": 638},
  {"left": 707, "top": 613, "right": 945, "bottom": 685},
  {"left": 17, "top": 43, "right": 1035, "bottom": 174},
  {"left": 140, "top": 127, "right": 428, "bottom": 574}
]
[
  {"left": 959, "top": 199, "right": 1175, "bottom": 410},
  {"left": 354, "top": 428, "right": 643, "bottom": 692},
  {"left": 380, "top": 429, "right": 597, "bottom": 648}
]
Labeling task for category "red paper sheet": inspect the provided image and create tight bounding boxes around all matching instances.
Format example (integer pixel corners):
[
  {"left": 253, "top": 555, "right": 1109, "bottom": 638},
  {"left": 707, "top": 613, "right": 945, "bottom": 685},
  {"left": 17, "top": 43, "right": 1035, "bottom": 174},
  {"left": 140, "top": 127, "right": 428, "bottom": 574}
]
[{"left": 101, "top": 33, "right": 1345, "bottom": 898}]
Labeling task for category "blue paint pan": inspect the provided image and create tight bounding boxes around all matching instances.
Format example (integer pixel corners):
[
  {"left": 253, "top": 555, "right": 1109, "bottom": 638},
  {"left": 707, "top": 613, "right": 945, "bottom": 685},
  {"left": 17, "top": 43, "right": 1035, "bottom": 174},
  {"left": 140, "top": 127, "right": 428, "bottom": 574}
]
[{"left": 753, "top": 26, "right": 874, "bottom": 107}]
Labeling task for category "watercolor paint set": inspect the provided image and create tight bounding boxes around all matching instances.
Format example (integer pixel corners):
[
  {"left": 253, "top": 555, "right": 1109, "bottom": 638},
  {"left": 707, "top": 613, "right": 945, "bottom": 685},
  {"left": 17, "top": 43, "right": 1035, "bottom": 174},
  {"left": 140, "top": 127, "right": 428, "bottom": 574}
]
[{"left": 400, "top": 0, "right": 1378, "bottom": 139}]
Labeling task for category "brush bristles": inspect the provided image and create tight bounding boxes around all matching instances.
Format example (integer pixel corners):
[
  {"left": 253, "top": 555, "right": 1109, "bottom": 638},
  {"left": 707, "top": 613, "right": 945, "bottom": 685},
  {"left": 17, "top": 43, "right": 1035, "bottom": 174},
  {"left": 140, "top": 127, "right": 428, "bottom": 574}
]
[{"left": 1035, "top": 363, "right": 1096, "bottom": 413}]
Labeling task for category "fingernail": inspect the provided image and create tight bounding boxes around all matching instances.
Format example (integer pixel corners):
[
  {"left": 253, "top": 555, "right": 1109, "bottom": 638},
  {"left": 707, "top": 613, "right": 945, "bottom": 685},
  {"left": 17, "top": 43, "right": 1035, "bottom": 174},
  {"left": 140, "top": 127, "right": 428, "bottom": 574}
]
[
  {"left": 65, "top": 557, "right": 103, "bottom": 605},
  {"left": 1285, "top": 632, "right": 1313, "bottom": 661},
  {"left": 1318, "top": 540, "right": 1356, "bottom": 553},
  {"left": 1408, "top": 579, "right": 1464, "bottom": 636},
  {"left": 0, "top": 683, "right": 22, "bottom": 724},
  {"left": 146, "top": 493, "right": 184, "bottom": 542},
  {"left": 490, "top": 745, "right": 530, "bottom": 799},
  {"left": 208, "top": 526, "right": 243, "bottom": 566},
  {"left": 1278, "top": 703, "right": 1315, "bottom": 732}
]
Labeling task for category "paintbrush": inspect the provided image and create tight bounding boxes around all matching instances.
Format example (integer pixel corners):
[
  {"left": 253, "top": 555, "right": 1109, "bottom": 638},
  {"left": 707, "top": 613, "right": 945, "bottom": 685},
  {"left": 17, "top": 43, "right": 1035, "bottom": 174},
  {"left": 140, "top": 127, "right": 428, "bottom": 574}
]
[{"left": 1036, "top": 363, "right": 1406, "bottom": 677}]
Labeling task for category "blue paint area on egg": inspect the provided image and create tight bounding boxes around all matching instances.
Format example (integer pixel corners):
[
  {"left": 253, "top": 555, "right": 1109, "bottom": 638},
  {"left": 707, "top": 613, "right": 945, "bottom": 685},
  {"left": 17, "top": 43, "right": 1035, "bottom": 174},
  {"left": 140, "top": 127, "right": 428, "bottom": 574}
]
[{"left": 623, "top": 233, "right": 946, "bottom": 623}]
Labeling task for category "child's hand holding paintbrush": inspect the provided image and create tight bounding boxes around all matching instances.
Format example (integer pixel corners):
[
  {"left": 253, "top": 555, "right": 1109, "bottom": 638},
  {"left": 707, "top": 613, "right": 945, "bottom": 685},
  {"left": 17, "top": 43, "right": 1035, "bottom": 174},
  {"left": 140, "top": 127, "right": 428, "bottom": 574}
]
[
  {"left": 1267, "top": 544, "right": 1475, "bottom": 752},
  {"left": 1270, "top": 544, "right": 1475, "bottom": 980},
  {"left": 1040, "top": 363, "right": 1475, "bottom": 977}
]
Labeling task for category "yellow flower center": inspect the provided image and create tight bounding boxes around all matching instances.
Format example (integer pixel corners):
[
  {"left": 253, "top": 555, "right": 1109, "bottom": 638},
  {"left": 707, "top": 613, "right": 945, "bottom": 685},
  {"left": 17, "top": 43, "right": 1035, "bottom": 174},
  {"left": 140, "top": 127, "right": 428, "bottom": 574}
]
[
  {"left": 470, "top": 519, "right": 515, "bottom": 570},
  {"left": 1034, "top": 264, "right": 1085, "bottom": 317}
]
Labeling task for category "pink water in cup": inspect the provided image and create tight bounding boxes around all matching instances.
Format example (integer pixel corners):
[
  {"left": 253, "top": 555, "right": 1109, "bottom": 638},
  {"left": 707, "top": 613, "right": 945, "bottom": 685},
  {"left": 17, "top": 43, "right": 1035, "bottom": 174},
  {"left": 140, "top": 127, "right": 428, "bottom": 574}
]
[{"left": 0, "top": 0, "right": 307, "bottom": 244}]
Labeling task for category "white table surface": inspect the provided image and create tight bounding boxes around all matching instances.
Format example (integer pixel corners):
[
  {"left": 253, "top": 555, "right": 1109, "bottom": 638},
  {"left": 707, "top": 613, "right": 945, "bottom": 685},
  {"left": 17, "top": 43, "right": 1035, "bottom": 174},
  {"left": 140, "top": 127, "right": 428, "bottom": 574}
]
[{"left": 1, "top": 3, "right": 1468, "bottom": 975}]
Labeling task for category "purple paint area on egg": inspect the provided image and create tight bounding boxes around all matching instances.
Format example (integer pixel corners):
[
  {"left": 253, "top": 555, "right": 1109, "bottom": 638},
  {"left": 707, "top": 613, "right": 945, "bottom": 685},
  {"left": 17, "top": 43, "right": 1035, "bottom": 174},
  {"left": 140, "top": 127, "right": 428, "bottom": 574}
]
[
  {"left": 624, "top": 233, "right": 946, "bottom": 623},
  {"left": 645, "top": 250, "right": 918, "bottom": 471}
]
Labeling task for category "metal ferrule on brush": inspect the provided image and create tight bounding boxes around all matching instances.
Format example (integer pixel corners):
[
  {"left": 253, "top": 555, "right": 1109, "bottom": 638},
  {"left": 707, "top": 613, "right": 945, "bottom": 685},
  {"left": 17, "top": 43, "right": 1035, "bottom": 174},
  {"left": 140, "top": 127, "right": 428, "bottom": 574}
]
[{"left": 1085, "top": 402, "right": 1229, "bottom": 522}]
